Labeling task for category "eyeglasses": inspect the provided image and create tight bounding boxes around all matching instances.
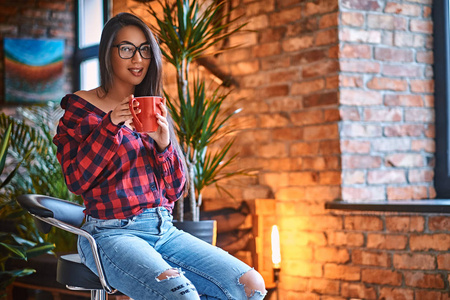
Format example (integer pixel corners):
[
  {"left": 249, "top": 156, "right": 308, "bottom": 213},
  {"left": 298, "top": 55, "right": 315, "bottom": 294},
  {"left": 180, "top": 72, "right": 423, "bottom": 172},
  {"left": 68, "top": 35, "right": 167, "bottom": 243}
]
[{"left": 112, "top": 43, "right": 152, "bottom": 59}]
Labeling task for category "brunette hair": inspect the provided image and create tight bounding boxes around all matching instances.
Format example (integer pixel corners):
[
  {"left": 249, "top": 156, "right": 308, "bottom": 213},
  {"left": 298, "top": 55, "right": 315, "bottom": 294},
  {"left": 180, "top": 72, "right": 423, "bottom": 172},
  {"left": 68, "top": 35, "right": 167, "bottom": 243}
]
[
  {"left": 98, "top": 12, "right": 188, "bottom": 197},
  {"left": 98, "top": 12, "right": 162, "bottom": 96}
]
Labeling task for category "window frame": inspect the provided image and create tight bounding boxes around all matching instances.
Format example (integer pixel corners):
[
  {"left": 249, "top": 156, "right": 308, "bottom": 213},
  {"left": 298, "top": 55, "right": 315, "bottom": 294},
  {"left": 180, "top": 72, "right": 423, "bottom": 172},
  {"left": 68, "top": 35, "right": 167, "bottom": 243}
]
[
  {"left": 74, "top": 0, "right": 109, "bottom": 90},
  {"left": 433, "top": 0, "right": 450, "bottom": 198}
]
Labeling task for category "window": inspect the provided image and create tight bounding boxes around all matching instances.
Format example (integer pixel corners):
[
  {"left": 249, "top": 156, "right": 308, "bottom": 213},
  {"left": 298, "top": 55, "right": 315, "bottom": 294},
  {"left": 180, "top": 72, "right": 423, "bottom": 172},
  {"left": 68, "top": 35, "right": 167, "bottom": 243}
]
[
  {"left": 433, "top": 1, "right": 450, "bottom": 198},
  {"left": 75, "top": 0, "right": 109, "bottom": 90}
]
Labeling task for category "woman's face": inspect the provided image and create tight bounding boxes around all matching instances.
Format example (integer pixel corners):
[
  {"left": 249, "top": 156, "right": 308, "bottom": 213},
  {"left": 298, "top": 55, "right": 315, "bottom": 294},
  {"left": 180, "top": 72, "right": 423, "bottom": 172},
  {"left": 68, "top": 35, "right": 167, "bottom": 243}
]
[{"left": 111, "top": 25, "right": 151, "bottom": 90}]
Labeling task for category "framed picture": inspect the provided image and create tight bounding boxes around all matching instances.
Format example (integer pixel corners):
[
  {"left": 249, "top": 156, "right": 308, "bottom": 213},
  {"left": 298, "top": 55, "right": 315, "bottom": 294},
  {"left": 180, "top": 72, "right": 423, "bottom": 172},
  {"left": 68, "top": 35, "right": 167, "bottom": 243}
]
[{"left": 4, "top": 38, "right": 65, "bottom": 104}]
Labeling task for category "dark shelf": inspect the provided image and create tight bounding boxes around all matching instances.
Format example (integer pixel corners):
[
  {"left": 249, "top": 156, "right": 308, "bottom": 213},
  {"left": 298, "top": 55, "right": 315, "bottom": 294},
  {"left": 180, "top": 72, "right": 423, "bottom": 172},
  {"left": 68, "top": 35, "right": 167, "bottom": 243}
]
[{"left": 325, "top": 200, "right": 450, "bottom": 214}]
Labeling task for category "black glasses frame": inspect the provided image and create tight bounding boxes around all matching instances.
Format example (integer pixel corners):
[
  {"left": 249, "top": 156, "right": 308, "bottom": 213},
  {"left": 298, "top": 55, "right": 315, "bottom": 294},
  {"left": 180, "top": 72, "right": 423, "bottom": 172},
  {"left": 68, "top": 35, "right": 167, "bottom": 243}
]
[{"left": 112, "top": 42, "right": 152, "bottom": 59}]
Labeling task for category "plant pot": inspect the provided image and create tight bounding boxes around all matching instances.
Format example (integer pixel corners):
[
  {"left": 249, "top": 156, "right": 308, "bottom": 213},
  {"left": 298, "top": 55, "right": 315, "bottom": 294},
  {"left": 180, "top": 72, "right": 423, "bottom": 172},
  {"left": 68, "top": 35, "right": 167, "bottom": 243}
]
[{"left": 173, "top": 220, "right": 217, "bottom": 246}]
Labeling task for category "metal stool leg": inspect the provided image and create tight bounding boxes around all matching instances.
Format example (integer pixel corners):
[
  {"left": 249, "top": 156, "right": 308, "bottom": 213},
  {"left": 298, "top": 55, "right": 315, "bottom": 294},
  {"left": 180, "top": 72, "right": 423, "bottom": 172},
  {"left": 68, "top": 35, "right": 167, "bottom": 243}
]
[{"left": 92, "top": 289, "right": 107, "bottom": 300}]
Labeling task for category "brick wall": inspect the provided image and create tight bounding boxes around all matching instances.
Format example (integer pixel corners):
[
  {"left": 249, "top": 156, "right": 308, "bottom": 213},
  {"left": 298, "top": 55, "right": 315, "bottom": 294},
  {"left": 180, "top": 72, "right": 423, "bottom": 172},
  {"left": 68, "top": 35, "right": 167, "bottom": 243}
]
[
  {"left": 339, "top": 0, "right": 435, "bottom": 202},
  {"left": 125, "top": 0, "right": 448, "bottom": 299},
  {"left": 0, "top": 0, "right": 75, "bottom": 105},
  {"left": 2, "top": 0, "right": 448, "bottom": 299}
]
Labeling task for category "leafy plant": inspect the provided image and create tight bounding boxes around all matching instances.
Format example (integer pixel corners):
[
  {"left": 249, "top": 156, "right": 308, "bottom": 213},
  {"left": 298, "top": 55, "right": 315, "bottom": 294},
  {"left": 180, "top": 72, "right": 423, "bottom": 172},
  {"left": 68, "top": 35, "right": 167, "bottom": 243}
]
[
  {"left": 0, "top": 102, "right": 82, "bottom": 252},
  {"left": 0, "top": 123, "right": 54, "bottom": 298},
  {"left": 146, "top": 0, "right": 248, "bottom": 221}
]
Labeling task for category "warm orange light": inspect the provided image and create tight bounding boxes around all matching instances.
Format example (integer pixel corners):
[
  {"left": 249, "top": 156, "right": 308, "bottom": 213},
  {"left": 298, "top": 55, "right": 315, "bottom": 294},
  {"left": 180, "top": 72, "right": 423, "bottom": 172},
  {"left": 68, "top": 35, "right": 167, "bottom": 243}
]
[{"left": 271, "top": 225, "right": 281, "bottom": 269}]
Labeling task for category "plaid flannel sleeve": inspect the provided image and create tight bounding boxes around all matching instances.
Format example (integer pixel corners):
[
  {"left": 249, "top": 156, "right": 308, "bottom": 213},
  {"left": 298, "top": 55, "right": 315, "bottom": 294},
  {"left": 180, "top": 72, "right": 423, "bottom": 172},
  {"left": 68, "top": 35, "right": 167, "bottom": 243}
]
[
  {"left": 153, "top": 143, "right": 186, "bottom": 201},
  {"left": 54, "top": 112, "right": 122, "bottom": 195}
]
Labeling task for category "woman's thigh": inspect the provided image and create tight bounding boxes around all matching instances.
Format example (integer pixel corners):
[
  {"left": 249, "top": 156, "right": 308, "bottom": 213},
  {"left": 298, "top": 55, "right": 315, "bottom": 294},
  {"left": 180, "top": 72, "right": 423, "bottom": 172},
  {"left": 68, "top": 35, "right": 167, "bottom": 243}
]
[
  {"left": 78, "top": 217, "right": 200, "bottom": 300},
  {"left": 157, "top": 228, "right": 258, "bottom": 300}
]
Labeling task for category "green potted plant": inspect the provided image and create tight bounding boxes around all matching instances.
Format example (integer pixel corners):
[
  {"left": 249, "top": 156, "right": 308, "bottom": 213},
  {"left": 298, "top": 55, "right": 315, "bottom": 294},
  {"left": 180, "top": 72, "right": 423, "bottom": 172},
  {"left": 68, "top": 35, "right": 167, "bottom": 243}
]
[
  {"left": 0, "top": 124, "right": 54, "bottom": 298},
  {"left": 0, "top": 103, "right": 82, "bottom": 252},
  {"left": 144, "top": 0, "right": 248, "bottom": 225}
]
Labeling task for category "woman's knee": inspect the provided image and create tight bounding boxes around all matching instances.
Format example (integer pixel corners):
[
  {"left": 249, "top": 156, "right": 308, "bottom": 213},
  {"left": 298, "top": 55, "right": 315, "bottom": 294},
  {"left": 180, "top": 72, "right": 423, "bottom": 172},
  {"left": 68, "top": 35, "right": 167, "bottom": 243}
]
[{"left": 238, "top": 269, "right": 267, "bottom": 299}]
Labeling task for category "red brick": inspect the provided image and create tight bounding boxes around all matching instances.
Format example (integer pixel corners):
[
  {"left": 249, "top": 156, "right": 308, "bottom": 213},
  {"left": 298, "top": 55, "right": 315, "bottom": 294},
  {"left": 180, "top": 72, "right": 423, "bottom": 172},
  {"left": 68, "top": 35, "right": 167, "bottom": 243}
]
[
  {"left": 343, "top": 170, "right": 365, "bottom": 185},
  {"left": 410, "top": 234, "right": 450, "bottom": 251},
  {"left": 367, "top": 77, "right": 408, "bottom": 91},
  {"left": 374, "top": 47, "right": 414, "bottom": 62},
  {"left": 408, "top": 169, "right": 434, "bottom": 183},
  {"left": 393, "top": 253, "right": 436, "bottom": 270},
  {"left": 361, "top": 269, "right": 402, "bottom": 285},
  {"left": 341, "top": 140, "right": 370, "bottom": 153},
  {"left": 302, "top": 60, "right": 339, "bottom": 78},
  {"left": 364, "top": 107, "right": 403, "bottom": 122},
  {"left": 252, "top": 42, "right": 281, "bottom": 58},
  {"left": 368, "top": 170, "right": 406, "bottom": 184},
  {"left": 352, "top": 249, "right": 391, "bottom": 267},
  {"left": 404, "top": 271, "right": 445, "bottom": 288},
  {"left": 429, "top": 216, "right": 450, "bottom": 231},
  {"left": 315, "top": 247, "right": 350, "bottom": 263},
  {"left": 340, "top": 60, "right": 381, "bottom": 73},
  {"left": 385, "top": 2, "right": 421, "bottom": 16},
  {"left": 268, "top": 70, "right": 299, "bottom": 84},
  {"left": 327, "top": 231, "right": 365, "bottom": 247},
  {"left": 340, "top": 89, "right": 383, "bottom": 106},
  {"left": 367, "top": 233, "right": 407, "bottom": 250},
  {"left": 341, "top": 44, "right": 371, "bottom": 59},
  {"left": 345, "top": 216, "right": 383, "bottom": 231},
  {"left": 417, "top": 51, "right": 433, "bottom": 64},
  {"left": 387, "top": 186, "right": 429, "bottom": 200},
  {"left": 405, "top": 108, "right": 434, "bottom": 122},
  {"left": 282, "top": 36, "right": 314, "bottom": 52},
  {"left": 303, "top": 92, "right": 339, "bottom": 108},
  {"left": 411, "top": 139, "right": 435, "bottom": 152},
  {"left": 303, "top": 124, "right": 339, "bottom": 141},
  {"left": 290, "top": 142, "right": 320, "bottom": 156},
  {"left": 291, "top": 49, "right": 327, "bottom": 65},
  {"left": 382, "top": 64, "right": 423, "bottom": 77},
  {"left": 288, "top": 172, "right": 318, "bottom": 186},
  {"left": 324, "top": 264, "right": 361, "bottom": 281},
  {"left": 341, "top": 282, "right": 377, "bottom": 300},
  {"left": 319, "top": 12, "right": 338, "bottom": 29},
  {"left": 368, "top": 14, "right": 407, "bottom": 30},
  {"left": 340, "top": 28, "right": 381, "bottom": 43},
  {"left": 414, "top": 290, "right": 448, "bottom": 300},
  {"left": 339, "top": 107, "right": 361, "bottom": 121},
  {"left": 309, "top": 278, "right": 340, "bottom": 295},
  {"left": 258, "top": 84, "right": 289, "bottom": 98},
  {"left": 229, "top": 60, "right": 259, "bottom": 75},
  {"left": 315, "top": 28, "right": 338, "bottom": 46},
  {"left": 285, "top": 261, "right": 323, "bottom": 278},
  {"left": 386, "top": 216, "right": 425, "bottom": 233},
  {"left": 342, "top": 186, "right": 385, "bottom": 201},
  {"left": 384, "top": 124, "right": 426, "bottom": 137},
  {"left": 341, "top": 12, "right": 365, "bottom": 27},
  {"left": 378, "top": 287, "right": 414, "bottom": 300},
  {"left": 291, "top": 79, "right": 325, "bottom": 95},
  {"left": 371, "top": 138, "right": 410, "bottom": 152},
  {"left": 342, "top": 155, "right": 382, "bottom": 169},
  {"left": 410, "top": 79, "right": 434, "bottom": 93},
  {"left": 269, "top": 7, "right": 302, "bottom": 26},
  {"left": 340, "top": 75, "right": 364, "bottom": 88},
  {"left": 259, "top": 113, "right": 290, "bottom": 128},
  {"left": 319, "top": 171, "right": 341, "bottom": 185},
  {"left": 385, "top": 153, "right": 424, "bottom": 167},
  {"left": 411, "top": 19, "right": 433, "bottom": 34},
  {"left": 437, "top": 253, "right": 450, "bottom": 270}
]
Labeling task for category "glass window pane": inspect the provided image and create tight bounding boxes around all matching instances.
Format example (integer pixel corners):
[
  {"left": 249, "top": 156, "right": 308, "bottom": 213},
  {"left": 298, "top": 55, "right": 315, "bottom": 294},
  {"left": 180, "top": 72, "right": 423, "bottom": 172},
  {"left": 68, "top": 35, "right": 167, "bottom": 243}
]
[
  {"left": 79, "top": 0, "right": 103, "bottom": 48},
  {"left": 80, "top": 59, "right": 100, "bottom": 90}
]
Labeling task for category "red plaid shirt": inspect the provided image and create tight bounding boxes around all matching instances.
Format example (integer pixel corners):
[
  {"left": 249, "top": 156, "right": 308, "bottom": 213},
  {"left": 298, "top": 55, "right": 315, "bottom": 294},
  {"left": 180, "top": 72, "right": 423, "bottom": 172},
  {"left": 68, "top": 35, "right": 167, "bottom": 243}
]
[{"left": 53, "top": 94, "right": 186, "bottom": 219}]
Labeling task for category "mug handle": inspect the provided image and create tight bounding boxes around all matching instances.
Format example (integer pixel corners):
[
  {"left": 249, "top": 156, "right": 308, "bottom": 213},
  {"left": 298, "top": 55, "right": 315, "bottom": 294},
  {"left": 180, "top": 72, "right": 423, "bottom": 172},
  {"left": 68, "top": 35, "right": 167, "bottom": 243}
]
[{"left": 129, "top": 98, "right": 143, "bottom": 131}]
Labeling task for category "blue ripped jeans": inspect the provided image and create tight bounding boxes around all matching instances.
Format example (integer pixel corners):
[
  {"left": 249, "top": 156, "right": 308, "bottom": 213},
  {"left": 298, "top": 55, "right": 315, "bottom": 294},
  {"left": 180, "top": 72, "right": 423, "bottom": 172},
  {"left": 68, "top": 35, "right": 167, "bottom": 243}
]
[{"left": 78, "top": 207, "right": 266, "bottom": 300}]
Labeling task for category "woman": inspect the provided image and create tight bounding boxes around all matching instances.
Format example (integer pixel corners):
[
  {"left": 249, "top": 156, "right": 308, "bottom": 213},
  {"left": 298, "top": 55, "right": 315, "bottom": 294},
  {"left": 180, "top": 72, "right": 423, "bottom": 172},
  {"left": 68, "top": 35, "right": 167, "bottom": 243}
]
[{"left": 53, "top": 12, "right": 266, "bottom": 300}]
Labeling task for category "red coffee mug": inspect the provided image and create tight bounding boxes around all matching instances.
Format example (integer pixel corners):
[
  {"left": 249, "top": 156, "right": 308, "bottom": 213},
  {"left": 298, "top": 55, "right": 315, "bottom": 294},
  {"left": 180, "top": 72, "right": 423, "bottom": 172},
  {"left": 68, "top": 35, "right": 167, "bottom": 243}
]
[{"left": 129, "top": 96, "right": 165, "bottom": 132}]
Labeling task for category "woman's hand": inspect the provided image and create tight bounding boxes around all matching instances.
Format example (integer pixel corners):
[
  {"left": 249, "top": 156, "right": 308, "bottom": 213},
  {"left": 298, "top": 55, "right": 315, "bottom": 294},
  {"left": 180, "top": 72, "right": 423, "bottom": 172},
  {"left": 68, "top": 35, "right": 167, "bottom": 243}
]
[
  {"left": 148, "top": 100, "right": 170, "bottom": 152},
  {"left": 110, "top": 95, "right": 139, "bottom": 126}
]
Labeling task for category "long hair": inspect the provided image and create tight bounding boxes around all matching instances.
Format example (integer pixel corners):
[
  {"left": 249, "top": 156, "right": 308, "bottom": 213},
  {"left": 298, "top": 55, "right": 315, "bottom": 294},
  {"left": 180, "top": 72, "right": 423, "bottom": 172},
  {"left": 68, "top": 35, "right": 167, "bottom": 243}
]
[{"left": 98, "top": 12, "right": 188, "bottom": 197}]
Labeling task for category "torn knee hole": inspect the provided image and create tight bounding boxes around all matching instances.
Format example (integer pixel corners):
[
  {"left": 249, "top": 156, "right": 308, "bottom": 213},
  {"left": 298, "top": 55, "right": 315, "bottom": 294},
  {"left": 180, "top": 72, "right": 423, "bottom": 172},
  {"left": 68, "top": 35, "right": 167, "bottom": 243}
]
[
  {"left": 156, "top": 268, "right": 182, "bottom": 282},
  {"left": 238, "top": 269, "right": 267, "bottom": 298}
]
